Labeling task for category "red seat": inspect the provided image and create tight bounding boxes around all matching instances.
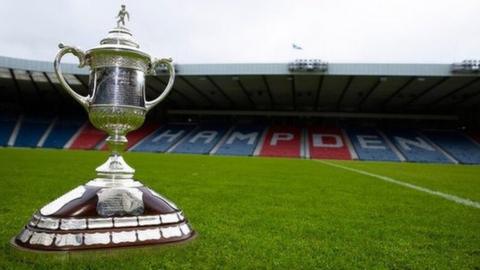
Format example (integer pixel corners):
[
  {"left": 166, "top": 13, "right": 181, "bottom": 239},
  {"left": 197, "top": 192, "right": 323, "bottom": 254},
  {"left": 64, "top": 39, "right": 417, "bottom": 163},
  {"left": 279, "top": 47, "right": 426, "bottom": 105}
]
[
  {"left": 259, "top": 126, "right": 301, "bottom": 158},
  {"left": 69, "top": 124, "right": 107, "bottom": 150},
  {"left": 308, "top": 127, "right": 352, "bottom": 160}
]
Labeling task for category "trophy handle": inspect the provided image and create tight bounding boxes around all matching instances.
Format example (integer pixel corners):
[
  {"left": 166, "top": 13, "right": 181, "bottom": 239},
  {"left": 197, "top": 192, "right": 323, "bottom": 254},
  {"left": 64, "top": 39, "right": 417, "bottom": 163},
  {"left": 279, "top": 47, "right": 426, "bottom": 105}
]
[
  {"left": 145, "top": 58, "right": 175, "bottom": 112},
  {"left": 54, "top": 43, "right": 90, "bottom": 110}
]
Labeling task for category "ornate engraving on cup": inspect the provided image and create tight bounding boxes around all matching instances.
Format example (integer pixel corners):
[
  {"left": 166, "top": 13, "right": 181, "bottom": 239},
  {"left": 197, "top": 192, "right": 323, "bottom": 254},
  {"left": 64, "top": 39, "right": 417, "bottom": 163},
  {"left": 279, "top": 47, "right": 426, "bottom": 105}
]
[
  {"left": 90, "top": 67, "right": 145, "bottom": 107},
  {"left": 88, "top": 106, "right": 146, "bottom": 137},
  {"left": 89, "top": 54, "right": 149, "bottom": 72}
]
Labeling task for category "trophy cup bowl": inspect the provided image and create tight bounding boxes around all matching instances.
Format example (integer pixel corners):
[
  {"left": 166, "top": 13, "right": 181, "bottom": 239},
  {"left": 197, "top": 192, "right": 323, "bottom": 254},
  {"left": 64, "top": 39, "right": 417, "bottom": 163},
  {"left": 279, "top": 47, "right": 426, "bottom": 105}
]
[{"left": 12, "top": 7, "right": 195, "bottom": 251}]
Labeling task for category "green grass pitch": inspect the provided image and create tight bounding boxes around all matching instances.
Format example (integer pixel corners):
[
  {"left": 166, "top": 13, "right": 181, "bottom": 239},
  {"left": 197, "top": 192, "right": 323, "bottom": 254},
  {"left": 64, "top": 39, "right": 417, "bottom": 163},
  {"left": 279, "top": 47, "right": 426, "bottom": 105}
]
[{"left": 0, "top": 148, "right": 479, "bottom": 269}]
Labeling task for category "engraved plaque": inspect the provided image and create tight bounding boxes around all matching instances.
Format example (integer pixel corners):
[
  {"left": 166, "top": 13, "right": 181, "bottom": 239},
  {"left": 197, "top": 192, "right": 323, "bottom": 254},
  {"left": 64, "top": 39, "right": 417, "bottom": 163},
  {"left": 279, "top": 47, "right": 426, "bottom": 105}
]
[
  {"left": 84, "top": 232, "right": 110, "bottom": 245},
  {"left": 17, "top": 229, "right": 33, "bottom": 243},
  {"left": 112, "top": 231, "right": 137, "bottom": 243},
  {"left": 55, "top": 233, "right": 83, "bottom": 247},
  {"left": 97, "top": 187, "right": 144, "bottom": 217},
  {"left": 29, "top": 232, "right": 54, "bottom": 246},
  {"left": 137, "top": 228, "right": 161, "bottom": 241},
  {"left": 90, "top": 67, "right": 145, "bottom": 107},
  {"left": 161, "top": 226, "right": 182, "bottom": 239}
]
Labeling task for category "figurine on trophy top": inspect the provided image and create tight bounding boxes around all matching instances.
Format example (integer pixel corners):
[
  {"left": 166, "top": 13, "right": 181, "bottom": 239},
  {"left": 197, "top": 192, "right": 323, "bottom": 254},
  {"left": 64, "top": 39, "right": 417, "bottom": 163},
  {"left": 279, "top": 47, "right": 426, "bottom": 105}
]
[{"left": 116, "top": 5, "right": 130, "bottom": 28}]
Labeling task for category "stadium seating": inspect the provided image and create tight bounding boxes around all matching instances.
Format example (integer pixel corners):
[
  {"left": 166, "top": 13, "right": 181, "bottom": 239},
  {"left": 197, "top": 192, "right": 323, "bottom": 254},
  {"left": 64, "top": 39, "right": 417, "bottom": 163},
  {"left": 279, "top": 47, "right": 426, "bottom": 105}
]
[
  {"left": 131, "top": 124, "right": 196, "bottom": 152},
  {"left": 42, "top": 116, "right": 85, "bottom": 148},
  {"left": 308, "top": 127, "right": 352, "bottom": 160},
  {"left": 384, "top": 129, "right": 452, "bottom": 163},
  {"left": 0, "top": 114, "right": 18, "bottom": 146},
  {"left": 3, "top": 111, "right": 480, "bottom": 165},
  {"left": 259, "top": 126, "right": 302, "bottom": 158},
  {"left": 171, "top": 124, "right": 229, "bottom": 154},
  {"left": 422, "top": 130, "right": 480, "bottom": 164},
  {"left": 69, "top": 123, "right": 107, "bottom": 150},
  {"left": 214, "top": 125, "right": 265, "bottom": 156},
  {"left": 14, "top": 116, "right": 53, "bottom": 148},
  {"left": 346, "top": 128, "right": 400, "bottom": 161}
]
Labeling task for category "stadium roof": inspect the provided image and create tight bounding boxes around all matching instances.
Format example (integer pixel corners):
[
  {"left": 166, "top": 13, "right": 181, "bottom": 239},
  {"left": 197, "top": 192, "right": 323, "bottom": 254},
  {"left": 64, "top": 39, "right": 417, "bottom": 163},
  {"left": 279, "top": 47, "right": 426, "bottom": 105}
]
[{"left": 1, "top": 55, "right": 479, "bottom": 118}]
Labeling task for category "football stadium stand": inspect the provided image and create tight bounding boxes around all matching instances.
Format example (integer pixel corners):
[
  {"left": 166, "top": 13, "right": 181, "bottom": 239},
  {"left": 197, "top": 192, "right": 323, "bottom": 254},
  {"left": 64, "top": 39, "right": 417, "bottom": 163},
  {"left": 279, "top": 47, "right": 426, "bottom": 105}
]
[
  {"left": 346, "top": 128, "right": 400, "bottom": 162},
  {"left": 384, "top": 129, "right": 453, "bottom": 163},
  {"left": 131, "top": 124, "right": 196, "bottom": 153},
  {"left": 214, "top": 125, "right": 265, "bottom": 156},
  {"left": 1, "top": 55, "right": 479, "bottom": 164},
  {"left": 42, "top": 116, "right": 85, "bottom": 148},
  {"left": 1, "top": 114, "right": 480, "bottom": 164},
  {"left": 68, "top": 123, "right": 107, "bottom": 150},
  {"left": 13, "top": 115, "right": 52, "bottom": 148},
  {"left": 307, "top": 127, "right": 353, "bottom": 160},
  {"left": 423, "top": 130, "right": 480, "bottom": 164},
  {"left": 171, "top": 124, "right": 230, "bottom": 154},
  {"left": 259, "top": 126, "right": 302, "bottom": 158},
  {"left": 0, "top": 114, "right": 17, "bottom": 146}
]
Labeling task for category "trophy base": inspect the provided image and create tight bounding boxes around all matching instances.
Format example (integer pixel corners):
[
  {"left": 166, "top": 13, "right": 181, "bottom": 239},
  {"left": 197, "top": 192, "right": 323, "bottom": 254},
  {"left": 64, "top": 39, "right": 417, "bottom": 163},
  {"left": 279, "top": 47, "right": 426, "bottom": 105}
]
[{"left": 13, "top": 183, "right": 195, "bottom": 251}]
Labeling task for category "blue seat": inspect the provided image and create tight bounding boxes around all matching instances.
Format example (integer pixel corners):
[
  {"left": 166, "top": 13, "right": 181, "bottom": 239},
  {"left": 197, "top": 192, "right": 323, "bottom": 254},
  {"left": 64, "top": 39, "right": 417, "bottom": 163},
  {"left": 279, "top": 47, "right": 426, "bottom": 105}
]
[
  {"left": 0, "top": 114, "right": 18, "bottom": 146},
  {"left": 14, "top": 116, "right": 53, "bottom": 147},
  {"left": 172, "top": 124, "right": 229, "bottom": 154},
  {"left": 423, "top": 130, "right": 480, "bottom": 164},
  {"left": 385, "top": 129, "right": 451, "bottom": 163},
  {"left": 131, "top": 124, "right": 196, "bottom": 152},
  {"left": 43, "top": 117, "right": 85, "bottom": 148},
  {"left": 346, "top": 128, "right": 400, "bottom": 161},
  {"left": 215, "top": 125, "right": 265, "bottom": 156}
]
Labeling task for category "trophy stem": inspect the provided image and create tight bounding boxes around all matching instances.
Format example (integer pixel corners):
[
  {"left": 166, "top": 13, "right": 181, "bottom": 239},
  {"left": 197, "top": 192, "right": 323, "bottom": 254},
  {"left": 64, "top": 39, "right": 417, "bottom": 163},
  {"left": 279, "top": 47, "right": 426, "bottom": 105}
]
[
  {"left": 107, "top": 134, "right": 128, "bottom": 154},
  {"left": 94, "top": 134, "right": 135, "bottom": 182}
]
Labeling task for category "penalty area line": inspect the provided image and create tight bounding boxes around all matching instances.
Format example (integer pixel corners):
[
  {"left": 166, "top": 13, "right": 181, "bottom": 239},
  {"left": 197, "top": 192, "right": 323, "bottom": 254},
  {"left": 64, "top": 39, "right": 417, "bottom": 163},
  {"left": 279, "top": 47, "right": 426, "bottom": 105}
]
[{"left": 316, "top": 160, "right": 480, "bottom": 209}]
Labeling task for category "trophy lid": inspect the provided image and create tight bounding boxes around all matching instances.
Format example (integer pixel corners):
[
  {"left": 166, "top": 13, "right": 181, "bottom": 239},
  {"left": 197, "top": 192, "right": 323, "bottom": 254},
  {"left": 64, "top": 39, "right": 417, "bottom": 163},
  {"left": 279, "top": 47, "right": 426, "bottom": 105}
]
[
  {"left": 86, "top": 5, "right": 150, "bottom": 60},
  {"left": 100, "top": 26, "right": 140, "bottom": 48}
]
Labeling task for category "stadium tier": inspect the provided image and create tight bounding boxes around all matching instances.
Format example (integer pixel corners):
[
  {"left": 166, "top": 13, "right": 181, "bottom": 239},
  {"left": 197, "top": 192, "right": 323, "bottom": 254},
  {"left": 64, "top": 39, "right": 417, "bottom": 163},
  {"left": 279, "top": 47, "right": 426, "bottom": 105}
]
[
  {"left": 68, "top": 123, "right": 107, "bottom": 150},
  {"left": 0, "top": 113, "right": 17, "bottom": 146},
  {"left": 215, "top": 124, "right": 265, "bottom": 156},
  {"left": 384, "top": 129, "right": 453, "bottom": 163},
  {"left": 346, "top": 128, "right": 400, "bottom": 162},
  {"left": 307, "top": 127, "right": 353, "bottom": 160},
  {"left": 259, "top": 125, "right": 302, "bottom": 158},
  {"left": 131, "top": 124, "right": 197, "bottom": 153},
  {"left": 2, "top": 114, "right": 480, "bottom": 164}
]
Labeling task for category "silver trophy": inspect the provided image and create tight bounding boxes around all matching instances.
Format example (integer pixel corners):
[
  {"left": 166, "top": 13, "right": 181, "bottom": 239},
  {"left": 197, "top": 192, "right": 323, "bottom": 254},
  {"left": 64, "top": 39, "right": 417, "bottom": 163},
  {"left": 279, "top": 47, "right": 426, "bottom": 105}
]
[{"left": 13, "top": 6, "right": 195, "bottom": 251}]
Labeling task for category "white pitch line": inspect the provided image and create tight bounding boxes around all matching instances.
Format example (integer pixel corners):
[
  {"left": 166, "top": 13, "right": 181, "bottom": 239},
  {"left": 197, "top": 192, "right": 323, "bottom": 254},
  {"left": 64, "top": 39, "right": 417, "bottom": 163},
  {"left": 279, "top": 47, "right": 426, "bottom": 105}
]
[{"left": 316, "top": 160, "right": 480, "bottom": 209}]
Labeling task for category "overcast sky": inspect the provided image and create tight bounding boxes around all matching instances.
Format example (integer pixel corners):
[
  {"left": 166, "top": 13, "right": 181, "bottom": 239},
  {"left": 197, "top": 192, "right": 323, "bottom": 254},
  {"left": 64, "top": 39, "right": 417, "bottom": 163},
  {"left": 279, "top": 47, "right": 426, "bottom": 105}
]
[{"left": 0, "top": 0, "right": 478, "bottom": 64}]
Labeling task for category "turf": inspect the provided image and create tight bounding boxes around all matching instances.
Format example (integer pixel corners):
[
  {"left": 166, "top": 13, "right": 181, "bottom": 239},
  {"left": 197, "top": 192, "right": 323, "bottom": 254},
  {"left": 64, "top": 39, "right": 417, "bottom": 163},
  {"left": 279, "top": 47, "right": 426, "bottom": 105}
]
[{"left": 0, "top": 148, "right": 479, "bottom": 269}]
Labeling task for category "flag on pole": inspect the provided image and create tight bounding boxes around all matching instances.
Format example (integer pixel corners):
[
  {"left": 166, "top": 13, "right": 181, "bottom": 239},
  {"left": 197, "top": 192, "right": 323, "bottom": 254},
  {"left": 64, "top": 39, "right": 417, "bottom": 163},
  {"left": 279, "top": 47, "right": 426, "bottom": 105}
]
[{"left": 292, "top": 43, "right": 303, "bottom": 50}]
